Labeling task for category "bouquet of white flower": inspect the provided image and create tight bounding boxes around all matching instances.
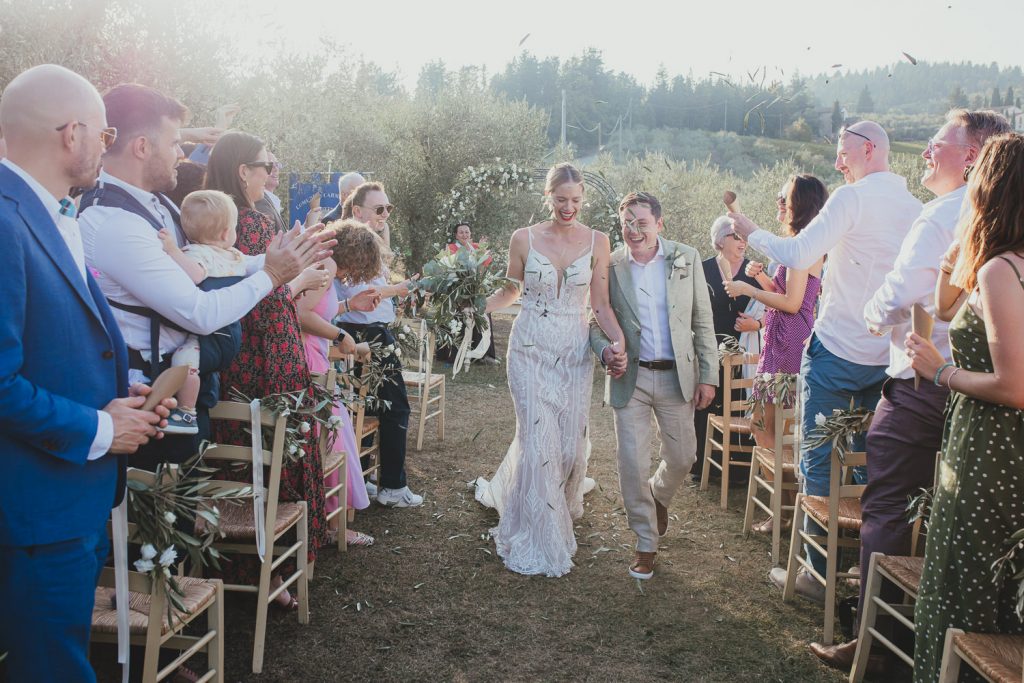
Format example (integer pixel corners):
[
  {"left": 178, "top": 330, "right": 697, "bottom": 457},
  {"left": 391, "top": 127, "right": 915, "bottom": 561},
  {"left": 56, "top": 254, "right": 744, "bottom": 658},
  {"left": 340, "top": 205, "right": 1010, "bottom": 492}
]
[{"left": 415, "top": 245, "right": 510, "bottom": 374}]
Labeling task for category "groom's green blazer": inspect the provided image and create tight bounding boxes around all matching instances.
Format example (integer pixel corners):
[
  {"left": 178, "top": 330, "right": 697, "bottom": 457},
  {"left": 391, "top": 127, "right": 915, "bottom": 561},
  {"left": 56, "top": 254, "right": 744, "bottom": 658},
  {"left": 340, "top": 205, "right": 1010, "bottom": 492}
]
[{"left": 590, "top": 237, "right": 718, "bottom": 409}]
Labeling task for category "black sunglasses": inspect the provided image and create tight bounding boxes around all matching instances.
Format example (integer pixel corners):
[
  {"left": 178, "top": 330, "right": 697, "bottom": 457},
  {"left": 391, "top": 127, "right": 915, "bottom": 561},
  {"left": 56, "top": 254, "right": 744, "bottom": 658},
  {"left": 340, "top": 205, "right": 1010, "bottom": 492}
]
[
  {"left": 840, "top": 127, "right": 874, "bottom": 146},
  {"left": 245, "top": 161, "right": 275, "bottom": 173},
  {"left": 365, "top": 204, "right": 394, "bottom": 216}
]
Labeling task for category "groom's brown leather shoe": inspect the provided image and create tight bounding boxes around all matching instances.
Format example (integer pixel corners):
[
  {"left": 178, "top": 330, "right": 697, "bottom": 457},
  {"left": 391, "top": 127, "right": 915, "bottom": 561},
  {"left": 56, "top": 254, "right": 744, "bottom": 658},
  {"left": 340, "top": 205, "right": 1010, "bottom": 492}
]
[
  {"left": 809, "top": 639, "right": 887, "bottom": 676},
  {"left": 651, "top": 485, "right": 668, "bottom": 536},
  {"left": 629, "top": 551, "right": 656, "bottom": 580}
]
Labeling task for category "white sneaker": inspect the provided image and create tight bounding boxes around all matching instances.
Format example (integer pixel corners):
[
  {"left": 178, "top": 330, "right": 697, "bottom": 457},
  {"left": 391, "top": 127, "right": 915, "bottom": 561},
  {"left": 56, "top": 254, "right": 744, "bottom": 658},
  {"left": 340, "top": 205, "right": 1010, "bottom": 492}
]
[
  {"left": 376, "top": 486, "right": 424, "bottom": 508},
  {"left": 365, "top": 481, "right": 378, "bottom": 499},
  {"left": 768, "top": 566, "right": 826, "bottom": 605}
]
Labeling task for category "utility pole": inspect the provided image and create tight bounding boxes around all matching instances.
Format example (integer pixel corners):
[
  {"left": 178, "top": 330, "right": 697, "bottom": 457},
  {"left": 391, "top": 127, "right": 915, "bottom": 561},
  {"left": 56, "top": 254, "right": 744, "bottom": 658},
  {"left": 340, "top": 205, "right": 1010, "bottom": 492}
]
[
  {"left": 723, "top": 99, "right": 728, "bottom": 132},
  {"left": 560, "top": 89, "right": 567, "bottom": 147}
]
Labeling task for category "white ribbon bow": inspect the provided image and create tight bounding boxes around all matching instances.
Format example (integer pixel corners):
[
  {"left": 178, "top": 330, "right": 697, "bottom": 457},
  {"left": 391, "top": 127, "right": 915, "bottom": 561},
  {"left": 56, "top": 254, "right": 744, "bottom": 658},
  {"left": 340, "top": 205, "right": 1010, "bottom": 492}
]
[{"left": 250, "top": 399, "right": 266, "bottom": 561}]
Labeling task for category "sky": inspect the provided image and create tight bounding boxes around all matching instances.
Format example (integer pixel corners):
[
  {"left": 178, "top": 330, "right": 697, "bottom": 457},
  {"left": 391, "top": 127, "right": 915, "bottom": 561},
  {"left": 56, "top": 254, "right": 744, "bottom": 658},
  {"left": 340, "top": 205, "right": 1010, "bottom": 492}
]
[{"left": 233, "top": 0, "right": 1024, "bottom": 88}]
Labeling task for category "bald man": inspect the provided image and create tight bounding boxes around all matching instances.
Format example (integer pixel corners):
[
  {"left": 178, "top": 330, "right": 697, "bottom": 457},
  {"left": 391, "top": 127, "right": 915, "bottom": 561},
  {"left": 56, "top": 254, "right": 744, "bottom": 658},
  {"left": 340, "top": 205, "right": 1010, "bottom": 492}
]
[
  {"left": 731, "top": 120, "right": 922, "bottom": 601},
  {"left": 0, "top": 65, "right": 172, "bottom": 682}
]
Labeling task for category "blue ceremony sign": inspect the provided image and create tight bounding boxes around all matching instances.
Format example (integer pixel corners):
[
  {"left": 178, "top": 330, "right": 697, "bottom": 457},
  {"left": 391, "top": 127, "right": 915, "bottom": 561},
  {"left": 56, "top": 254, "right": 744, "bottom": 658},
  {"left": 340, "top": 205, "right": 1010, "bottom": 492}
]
[{"left": 288, "top": 172, "right": 342, "bottom": 224}]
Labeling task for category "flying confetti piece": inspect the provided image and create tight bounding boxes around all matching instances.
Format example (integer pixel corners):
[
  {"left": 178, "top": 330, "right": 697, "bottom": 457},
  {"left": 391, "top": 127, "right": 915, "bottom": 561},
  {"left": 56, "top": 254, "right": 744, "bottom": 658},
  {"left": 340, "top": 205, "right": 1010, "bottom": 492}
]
[
  {"left": 902, "top": 51, "right": 918, "bottom": 65},
  {"left": 518, "top": 33, "right": 530, "bottom": 46}
]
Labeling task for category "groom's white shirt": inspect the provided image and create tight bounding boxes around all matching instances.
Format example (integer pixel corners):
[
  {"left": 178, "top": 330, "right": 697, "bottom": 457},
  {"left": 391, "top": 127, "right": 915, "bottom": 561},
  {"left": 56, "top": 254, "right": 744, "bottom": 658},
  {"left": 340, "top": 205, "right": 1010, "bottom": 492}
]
[{"left": 629, "top": 238, "right": 673, "bottom": 362}]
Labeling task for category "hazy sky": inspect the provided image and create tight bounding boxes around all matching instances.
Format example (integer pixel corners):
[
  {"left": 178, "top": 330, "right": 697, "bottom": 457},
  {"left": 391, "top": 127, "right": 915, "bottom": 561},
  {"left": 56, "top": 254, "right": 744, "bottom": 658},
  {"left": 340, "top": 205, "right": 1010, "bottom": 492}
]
[{"left": 237, "top": 0, "right": 1024, "bottom": 87}]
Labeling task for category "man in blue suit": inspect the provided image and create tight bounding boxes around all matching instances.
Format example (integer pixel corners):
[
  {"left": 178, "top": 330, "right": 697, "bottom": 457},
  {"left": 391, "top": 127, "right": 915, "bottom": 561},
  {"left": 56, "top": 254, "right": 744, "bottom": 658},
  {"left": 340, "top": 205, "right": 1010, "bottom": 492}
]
[{"left": 0, "top": 65, "right": 173, "bottom": 682}]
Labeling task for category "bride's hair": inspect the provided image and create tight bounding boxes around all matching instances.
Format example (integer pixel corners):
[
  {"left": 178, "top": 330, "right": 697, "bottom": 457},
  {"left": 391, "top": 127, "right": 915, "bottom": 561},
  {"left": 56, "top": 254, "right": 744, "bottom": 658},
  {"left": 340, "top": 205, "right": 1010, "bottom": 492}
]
[{"left": 544, "top": 162, "right": 584, "bottom": 196}]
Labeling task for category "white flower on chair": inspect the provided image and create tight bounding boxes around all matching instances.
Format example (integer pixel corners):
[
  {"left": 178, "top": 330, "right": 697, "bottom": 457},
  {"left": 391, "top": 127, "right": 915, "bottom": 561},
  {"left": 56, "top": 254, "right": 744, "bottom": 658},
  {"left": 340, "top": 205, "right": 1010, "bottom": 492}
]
[
  {"left": 815, "top": 412, "right": 828, "bottom": 426},
  {"left": 140, "top": 543, "right": 157, "bottom": 560},
  {"left": 134, "top": 558, "right": 155, "bottom": 573},
  {"left": 158, "top": 547, "right": 178, "bottom": 568},
  {"left": 163, "top": 511, "right": 177, "bottom": 524}
]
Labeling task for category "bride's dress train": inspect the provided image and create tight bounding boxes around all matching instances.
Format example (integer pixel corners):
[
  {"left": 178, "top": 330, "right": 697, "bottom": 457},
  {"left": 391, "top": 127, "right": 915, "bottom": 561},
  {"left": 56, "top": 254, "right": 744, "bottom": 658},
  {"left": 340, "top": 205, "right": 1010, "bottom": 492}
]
[{"left": 475, "top": 231, "right": 595, "bottom": 577}]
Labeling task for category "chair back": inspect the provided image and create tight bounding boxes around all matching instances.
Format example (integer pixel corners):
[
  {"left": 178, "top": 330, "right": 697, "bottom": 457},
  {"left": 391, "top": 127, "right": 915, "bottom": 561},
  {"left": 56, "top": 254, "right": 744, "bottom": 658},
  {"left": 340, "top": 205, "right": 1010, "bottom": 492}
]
[
  {"left": 400, "top": 318, "right": 438, "bottom": 381},
  {"left": 722, "top": 352, "right": 760, "bottom": 416},
  {"left": 205, "top": 402, "right": 289, "bottom": 542},
  {"left": 310, "top": 368, "right": 338, "bottom": 457}
]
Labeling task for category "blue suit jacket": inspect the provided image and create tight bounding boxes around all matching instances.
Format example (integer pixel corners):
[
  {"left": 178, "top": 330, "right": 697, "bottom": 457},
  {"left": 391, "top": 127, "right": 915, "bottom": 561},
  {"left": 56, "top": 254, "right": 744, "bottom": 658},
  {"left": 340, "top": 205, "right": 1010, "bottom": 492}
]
[{"left": 0, "top": 165, "right": 129, "bottom": 547}]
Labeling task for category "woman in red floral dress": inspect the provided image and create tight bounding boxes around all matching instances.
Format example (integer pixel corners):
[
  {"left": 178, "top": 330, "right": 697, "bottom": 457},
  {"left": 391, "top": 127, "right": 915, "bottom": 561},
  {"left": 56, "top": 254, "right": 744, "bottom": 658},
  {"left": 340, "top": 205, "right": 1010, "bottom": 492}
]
[{"left": 205, "top": 131, "right": 329, "bottom": 605}]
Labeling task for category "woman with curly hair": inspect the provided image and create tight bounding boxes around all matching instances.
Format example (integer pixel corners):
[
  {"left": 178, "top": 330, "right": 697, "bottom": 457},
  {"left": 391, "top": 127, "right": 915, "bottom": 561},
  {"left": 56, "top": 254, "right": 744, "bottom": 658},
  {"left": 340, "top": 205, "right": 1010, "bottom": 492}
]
[{"left": 296, "top": 220, "right": 384, "bottom": 547}]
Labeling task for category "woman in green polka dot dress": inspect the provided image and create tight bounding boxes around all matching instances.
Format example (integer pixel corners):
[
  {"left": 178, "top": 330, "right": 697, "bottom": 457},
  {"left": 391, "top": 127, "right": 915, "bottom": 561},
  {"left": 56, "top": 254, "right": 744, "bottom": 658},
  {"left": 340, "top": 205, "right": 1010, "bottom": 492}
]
[{"left": 905, "top": 132, "right": 1024, "bottom": 682}]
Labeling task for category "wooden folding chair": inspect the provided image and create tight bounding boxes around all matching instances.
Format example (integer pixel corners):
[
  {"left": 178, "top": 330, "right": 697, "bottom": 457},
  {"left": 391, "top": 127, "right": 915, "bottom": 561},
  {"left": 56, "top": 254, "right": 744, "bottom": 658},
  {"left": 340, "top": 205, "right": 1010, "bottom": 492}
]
[
  {"left": 938, "top": 628, "right": 1024, "bottom": 683},
  {"left": 849, "top": 452, "right": 942, "bottom": 681},
  {"left": 204, "top": 401, "right": 310, "bottom": 674},
  {"left": 742, "top": 401, "right": 799, "bottom": 565},
  {"left": 782, "top": 423, "right": 870, "bottom": 645},
  {"left": 91, "top": 470, "right": 225, "bottom": 683},
  {"left": 330, "top": 347, "right": 381, "bottom": 483},
  {"left": 401, "top": 319, "right": 446, "bottom": 451},
  {"left": 311, "top": 368, "right": 347, "bottom": 552},
  {"left": 700, "top": 352, "right": 759, "bottom": 508}
]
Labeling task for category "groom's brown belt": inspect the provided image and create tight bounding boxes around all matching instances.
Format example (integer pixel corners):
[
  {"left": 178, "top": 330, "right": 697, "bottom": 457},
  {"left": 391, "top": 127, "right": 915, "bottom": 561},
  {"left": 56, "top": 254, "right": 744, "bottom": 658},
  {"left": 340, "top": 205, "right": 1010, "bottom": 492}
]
[{"left": 638, "top": 359, "right": 676, "bottom": 371}]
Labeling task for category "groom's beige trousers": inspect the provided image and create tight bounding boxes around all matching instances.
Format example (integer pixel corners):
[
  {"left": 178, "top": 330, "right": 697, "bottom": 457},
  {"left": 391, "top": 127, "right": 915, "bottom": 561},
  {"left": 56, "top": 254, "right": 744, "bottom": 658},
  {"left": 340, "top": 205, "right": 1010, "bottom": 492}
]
[{"left": 612, "top": 366, "right": 697, "bottom": 552}]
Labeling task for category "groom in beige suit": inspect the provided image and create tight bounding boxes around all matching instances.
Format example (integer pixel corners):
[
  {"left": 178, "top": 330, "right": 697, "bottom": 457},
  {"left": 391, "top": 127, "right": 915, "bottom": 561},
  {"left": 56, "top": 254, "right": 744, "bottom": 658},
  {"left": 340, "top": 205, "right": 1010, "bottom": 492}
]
[{"left": 590, "top": 191, "right": 718, "bottom": 580}]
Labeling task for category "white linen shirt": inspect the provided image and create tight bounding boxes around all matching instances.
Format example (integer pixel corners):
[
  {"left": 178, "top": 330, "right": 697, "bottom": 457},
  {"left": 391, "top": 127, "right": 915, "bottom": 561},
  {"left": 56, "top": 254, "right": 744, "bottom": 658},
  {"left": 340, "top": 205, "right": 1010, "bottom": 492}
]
[
  {"left": 80, "top": 171, "right": 273, "bottom": 357},
  {"left": 747, "top": 171, "right": 922, "bottom": 366},
  {"left": 864, "top": 185, "right": 964, "bottom": 379},
  {"left": 629, "top": 239, "right": 674, "bottom": 361},
  {"left": 1, "top": 159, "right": 113, "bottom": 459}
]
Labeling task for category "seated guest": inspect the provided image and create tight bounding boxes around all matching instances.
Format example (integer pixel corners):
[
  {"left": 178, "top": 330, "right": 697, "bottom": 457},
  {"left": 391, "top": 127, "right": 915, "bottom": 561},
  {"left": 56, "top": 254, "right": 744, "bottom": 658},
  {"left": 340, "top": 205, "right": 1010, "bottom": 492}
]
[
  {"left": 336, "top": 181, "right": 422, "bottom": 508},
  {"left": 811, "top": 109, "right": 1012, "bottom": 673},
  {"left": 79, "top": 84, "right": 327, "bottom": 461},
  {"left": 691, "top": 216, "right": 763, "bottom": 483},
  {"left": 904, "top": 131, "right": 1024, "bottom": 683},
  {"left": 204, "top": 130, "right": 330, "bottom": 605},
  {"left": 297, "top": 220, "right": 383, "bottom": 546},
  {"left": 437, "top": 222, "right": 498, "bottom": 365},
  {"left": 724, "top": 174, "right": 828, "bottom": 532}
]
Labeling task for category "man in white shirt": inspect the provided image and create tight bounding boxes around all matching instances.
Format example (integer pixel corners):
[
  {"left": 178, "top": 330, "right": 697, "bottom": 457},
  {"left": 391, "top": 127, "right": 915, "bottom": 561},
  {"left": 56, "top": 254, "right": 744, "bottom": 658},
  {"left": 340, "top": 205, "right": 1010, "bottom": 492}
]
[
  {"left": 80, "top": 83, "right": 330, "bottom": 465},
  {"left": 731, "top": 120, "right": 922, "bottom": 600},
  {"left": 810, "top": 109, "right": 1013, "bottom": 671}
]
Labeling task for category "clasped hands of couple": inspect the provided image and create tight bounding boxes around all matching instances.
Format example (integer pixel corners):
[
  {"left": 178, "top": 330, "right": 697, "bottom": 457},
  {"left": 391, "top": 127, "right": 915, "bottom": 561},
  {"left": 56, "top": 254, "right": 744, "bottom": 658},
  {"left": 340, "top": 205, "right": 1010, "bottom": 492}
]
[{"left": 600, "top": 341, "right": 716, "bottom": 410}]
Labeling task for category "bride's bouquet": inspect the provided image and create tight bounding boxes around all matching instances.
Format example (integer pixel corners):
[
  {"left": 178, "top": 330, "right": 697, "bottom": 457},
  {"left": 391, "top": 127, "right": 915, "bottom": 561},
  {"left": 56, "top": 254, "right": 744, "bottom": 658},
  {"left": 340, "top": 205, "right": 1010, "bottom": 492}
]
[{"left": 414, "top": 245, "right": 509, "bottom": 375}]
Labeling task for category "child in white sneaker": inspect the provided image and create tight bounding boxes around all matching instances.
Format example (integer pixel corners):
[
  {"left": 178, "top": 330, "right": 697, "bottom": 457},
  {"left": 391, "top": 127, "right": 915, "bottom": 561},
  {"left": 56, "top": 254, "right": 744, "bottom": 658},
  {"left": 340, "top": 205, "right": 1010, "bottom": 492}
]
[{"left": 157, "top": 190, "right": 251, "bottom": 434}]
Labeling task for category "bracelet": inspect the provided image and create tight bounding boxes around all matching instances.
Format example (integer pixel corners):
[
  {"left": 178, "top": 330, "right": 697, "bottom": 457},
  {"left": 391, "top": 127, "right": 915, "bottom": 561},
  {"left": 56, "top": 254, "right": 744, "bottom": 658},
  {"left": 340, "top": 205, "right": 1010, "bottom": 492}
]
[
  {"left": 933, "top": 362, "right": 955, "bottom": 386},
  {"left": 343, "top": 298, "right": 351, "bottom": 313},
  {"left": 939, "top": 265, "right": 954, "bottom": 275},
  {"left": 945, "top": 367, "right": 961, "bottom": 390}
]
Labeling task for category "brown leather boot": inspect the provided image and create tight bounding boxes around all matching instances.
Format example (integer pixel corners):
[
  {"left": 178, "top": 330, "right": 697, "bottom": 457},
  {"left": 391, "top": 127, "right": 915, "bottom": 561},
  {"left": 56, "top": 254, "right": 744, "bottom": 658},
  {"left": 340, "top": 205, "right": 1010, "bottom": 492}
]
[
  {"left": 809, "top": 639, "right": 888, "bottom": 676},
  {"left": 629, "top": 551, "right": 656, "bottom": 580}
]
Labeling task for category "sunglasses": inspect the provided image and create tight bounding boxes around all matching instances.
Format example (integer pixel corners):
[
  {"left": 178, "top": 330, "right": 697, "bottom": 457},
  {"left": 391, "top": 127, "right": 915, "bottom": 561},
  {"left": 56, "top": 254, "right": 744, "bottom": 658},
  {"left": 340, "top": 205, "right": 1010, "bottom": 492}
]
[
  {"left": 926, "top": 138, "right": 975, "bottom": 155},
  {"left": 245, "top": 161, "right": 276, "bottom": 173},
  {"left": 364, "top": 204, "right": 394, "bottom": 216},
  {"left": 776, "top": 192, "right": 787, "bottom": 206},
  {"left": 56, "top": 121, "right": 118, "bottom": 150},
  {"left": 840, "top": 127, "right": 874, "bottom": 146}
]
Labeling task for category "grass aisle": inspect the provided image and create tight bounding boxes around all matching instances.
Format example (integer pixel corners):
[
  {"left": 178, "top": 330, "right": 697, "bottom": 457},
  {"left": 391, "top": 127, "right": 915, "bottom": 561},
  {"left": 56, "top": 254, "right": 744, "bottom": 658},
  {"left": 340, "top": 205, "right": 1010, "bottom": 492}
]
[{"left": 221, "top": 318, "right": 850, "bottom": 683}]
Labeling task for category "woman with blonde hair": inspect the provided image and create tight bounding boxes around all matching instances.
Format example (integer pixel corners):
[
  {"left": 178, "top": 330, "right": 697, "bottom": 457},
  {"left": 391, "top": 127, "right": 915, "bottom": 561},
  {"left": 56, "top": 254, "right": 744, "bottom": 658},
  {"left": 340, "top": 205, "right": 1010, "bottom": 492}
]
[
  {"left": 475, "top": 162, "right": 625, "bottom": 577},
  {"left": 905, "top": 132, "right": 1024, "bottom": 682}
]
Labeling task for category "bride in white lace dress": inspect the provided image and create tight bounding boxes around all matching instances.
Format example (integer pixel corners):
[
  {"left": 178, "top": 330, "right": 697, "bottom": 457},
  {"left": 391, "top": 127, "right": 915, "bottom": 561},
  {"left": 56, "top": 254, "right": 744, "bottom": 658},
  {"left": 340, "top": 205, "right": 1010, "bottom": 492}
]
[{"left": 476, "top": 163, "right": 625, "bottom": 577}]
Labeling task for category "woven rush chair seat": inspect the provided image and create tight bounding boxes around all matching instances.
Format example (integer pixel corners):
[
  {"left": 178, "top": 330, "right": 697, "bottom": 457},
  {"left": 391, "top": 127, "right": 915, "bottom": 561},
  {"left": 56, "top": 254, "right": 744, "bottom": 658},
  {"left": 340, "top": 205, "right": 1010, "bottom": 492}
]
[
  {"left": 755, "top": 448, "right": 797, "bottom": 473},
  {"left": 954, "top": 632, "right": 1024, "bottom": 683},
  {"left": 323, "top": 450, "right": 344, "bottom": 475},
  {"left": 402, "top": 370, "right": 443, "bottom": 387},
  {"left": 878, "top": 555, "right": 924, "bottom": 595},
  {"left": 359, "top": 417, "right": 379, "bottom": 437},
  {"left": 215, "top": 501, "right": 304, "bottom": 541},
  {"left": 802, "top": 495, "right": 862, "bottom": 531},
  {"left": 708, "top": 414, "right": 752, "bottom": 434},
  {"left": 92, "top": 577, "right": 218, "bottom": 636}
]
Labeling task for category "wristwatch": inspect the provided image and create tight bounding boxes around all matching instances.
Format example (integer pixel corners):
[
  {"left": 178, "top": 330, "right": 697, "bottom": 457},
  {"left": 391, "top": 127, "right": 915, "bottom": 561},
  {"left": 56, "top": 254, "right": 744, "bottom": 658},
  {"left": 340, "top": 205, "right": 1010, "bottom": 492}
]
[{"left": 334, "top": 330, "right": 348, "bottom": 346}]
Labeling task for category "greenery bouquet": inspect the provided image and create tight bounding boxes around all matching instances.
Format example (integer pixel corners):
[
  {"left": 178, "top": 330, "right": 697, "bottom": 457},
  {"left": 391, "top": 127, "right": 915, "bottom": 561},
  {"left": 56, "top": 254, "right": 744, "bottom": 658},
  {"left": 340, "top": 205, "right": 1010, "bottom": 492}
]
[{"left": 415, "top": 245, "right": 509, "bottom": 374}]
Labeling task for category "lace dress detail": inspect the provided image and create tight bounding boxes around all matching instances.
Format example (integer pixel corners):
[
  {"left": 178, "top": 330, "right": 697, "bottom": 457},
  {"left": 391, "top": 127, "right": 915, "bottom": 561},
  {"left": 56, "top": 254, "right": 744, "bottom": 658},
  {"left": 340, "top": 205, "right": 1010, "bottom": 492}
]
[{"left": 475, "top": 229, "right": 595, "bottom": 577}]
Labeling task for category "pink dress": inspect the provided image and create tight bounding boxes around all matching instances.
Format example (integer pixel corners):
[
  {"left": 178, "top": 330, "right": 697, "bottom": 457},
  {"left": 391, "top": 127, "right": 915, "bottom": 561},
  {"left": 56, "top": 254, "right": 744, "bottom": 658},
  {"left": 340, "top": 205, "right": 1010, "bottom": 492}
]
[{"left": 302, "top": 284, "right": 370, "bottom": 513}]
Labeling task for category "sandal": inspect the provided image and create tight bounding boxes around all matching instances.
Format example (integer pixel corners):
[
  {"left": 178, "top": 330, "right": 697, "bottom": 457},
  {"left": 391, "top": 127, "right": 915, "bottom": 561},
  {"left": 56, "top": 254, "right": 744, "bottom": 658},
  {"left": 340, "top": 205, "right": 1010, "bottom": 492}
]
[{"left": 346, "top": 530, "right": 375, "bottom": 547}]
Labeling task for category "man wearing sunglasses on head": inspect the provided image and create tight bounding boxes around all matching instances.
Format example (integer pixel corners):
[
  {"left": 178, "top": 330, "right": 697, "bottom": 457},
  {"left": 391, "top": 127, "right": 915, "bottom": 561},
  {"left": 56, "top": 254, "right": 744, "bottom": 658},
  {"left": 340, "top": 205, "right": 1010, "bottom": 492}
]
[{"left": 729, "top": 120, "right": 922, "bottom": 604}]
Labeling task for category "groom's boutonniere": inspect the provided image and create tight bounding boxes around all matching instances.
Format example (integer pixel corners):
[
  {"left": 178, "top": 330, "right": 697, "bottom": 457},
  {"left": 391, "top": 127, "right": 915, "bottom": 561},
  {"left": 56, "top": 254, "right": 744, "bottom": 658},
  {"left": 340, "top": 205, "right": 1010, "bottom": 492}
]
[{"left": 670, "top": 254, "right": 690, "bottom": 279}]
